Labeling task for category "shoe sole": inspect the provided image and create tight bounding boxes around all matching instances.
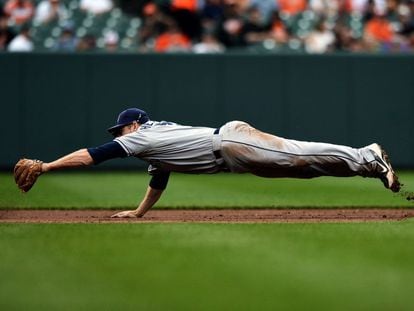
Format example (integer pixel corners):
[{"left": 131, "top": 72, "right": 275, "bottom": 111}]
[
  {"left": 369, "top": 143, "right": 401, "bottom": 193},
  {"left": 378, "top": 146, "right": 401, "bottom": 193}
]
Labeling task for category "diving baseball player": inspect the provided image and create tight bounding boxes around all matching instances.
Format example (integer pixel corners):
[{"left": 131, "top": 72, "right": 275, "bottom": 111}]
[{"left": 14, "top": 108, "right": 400, "bottom": 218}]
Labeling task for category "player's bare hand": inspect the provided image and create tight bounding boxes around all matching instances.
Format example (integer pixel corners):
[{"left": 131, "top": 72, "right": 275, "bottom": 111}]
[{"left": 111, "top": 210, "right": 139, "bottom": 218}]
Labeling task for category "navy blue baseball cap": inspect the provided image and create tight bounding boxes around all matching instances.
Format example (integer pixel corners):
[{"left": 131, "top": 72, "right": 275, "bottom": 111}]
[{"left": 107, "top": 108, "right": 150, "bottom": 134}]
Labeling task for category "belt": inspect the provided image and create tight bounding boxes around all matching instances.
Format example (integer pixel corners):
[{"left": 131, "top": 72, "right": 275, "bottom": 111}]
[{"left": 213, "top": 127, "right": 222, "bottom": 160}]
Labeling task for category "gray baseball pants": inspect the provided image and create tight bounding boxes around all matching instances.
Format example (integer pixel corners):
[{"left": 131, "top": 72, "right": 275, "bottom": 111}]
[{"left": 214, "top": 121, "right": 381, "bottom": 179}]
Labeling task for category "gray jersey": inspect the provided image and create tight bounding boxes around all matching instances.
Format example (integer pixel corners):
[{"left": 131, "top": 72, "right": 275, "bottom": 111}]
[
  {"left": 115, "top": 120, "right": 383, "bottom": 182},
  {"left": 114, "top": 121, "right": 222, "bottom": 174}
]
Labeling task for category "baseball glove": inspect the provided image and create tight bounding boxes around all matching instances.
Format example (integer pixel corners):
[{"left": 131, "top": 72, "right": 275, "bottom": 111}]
[{"left": 14, "top": 158, "right": 44, "bottom": 193}]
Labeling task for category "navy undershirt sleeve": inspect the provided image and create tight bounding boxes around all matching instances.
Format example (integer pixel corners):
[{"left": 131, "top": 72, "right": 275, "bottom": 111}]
[
  {"left": 87, "top": 141, "right": 128, "bottom": 165},
  {"left": 149, "top": 171, "right": 170, "bottom": 190}
]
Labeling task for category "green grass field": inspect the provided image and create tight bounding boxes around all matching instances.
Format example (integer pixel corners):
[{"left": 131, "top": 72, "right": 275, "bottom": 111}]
[
  {"left": 1, "top": 171, "right": 414, "bottom": 208},
  {"left": 1, "top": 172, "right": 414, "bottom": 310},
  {"left": 1, "top": 222, "right": 414, "bottom": 310}
]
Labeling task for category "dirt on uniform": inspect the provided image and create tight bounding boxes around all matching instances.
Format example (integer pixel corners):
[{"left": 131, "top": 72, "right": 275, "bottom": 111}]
[{"left": 1, "top": 209, "right": 414, "bottom": 223}]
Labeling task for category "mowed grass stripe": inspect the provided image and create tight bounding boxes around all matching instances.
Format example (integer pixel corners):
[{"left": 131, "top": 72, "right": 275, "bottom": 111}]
[
  {"left": 1, "top": 222, "right": 414, "bottom": 311},
  {"left": 1, "top": 172, "right": 413, "bottom": 209}
]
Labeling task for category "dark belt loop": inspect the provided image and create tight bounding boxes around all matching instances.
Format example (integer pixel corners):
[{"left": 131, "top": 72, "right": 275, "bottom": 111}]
[{"left": 213, "top": 127, "right": 222, "bottom": 159}]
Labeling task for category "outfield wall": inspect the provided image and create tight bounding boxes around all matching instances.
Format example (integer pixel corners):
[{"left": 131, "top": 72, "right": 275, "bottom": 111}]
[{"left": 1, "top": 53, "right": 413, "bottom": 169}]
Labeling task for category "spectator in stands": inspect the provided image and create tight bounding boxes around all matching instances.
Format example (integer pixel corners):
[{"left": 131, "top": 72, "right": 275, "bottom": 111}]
[
  {"left": 0, "top": 15, "right": 15, "bottom": 50},
  {"left": 309, "top": 0, "right": 339, "bottom": 16},
  {"left": 53, "top": 22, "right": 77, "bottom": 52},
  {"left": 193, "top": 31, "right": 225, "bottom": 53},
  {"left": 34, "top": 0, "right": 68, "bottom": 24},
  {"left": 269, "top": 10, "right": 289, "bottom": 44},
  {"left": 104, "top": 30, "right": 119, "bottom": 52},
  {"left": 333, "top": 22, "right": 354, "bottom": 51},
  {"left": 154, "top": 22, "right": 191, "bottom": 53},
  {"left": 397, "top": 3, "right": 414, "bottom": 37},
  {"left": 80, "top": 0, "right": 113, "bottom": 15},
  {"left": 4, "top": 0, "right": 34, "bottom": 25},
  {"left": 170, "top": 0, "right": 202, "bottom": 41},
  {"left": 364, "top": 12, "right": 394, "bottom": 44},
  {"left": 7, "top": 23, "right": 33, "bottom": 51},
  {"left": 242, "top": 6, "right": 270, "bottom": 45},
  {"left": 118, "top": 0, "right": 143, "bottom": 16},
  {"left": 305, "top": 19, "right": 335, "bottom": 53},
  {"left": 217, "top": 3, "right": 246, "bottom": 48},
  {"left": 77, "top": 33, "right": 96, "bottom": 51},
  {"left": 362, "top": 0, "right": 378, "bottom": 22},
  {"left": 249, "top": 0, "right": 277, "bottom": 23},
  {"left": 200, "top": 0, "right": 224, "bottom": 26},
  {"left": 278, "top": 0, "right": 307, "bottom": 16},
  {"left": 409, "top": 0, "right": 414, "bottom": 15},
  {"left": 386, "top": 0, "right": 399, "bottom": 19},
  {"left": 199, "top": 0, "right": 223, "bottom": 44},
  {"left": 171, "top": 0, "right": 198, "bottom": 12},
  {"left": 223, "top": 0, "right": 250, "bottom": 15},
  {"left": 346, "top": 0, "right": 386, "bottom": 15},
  {"left": 138, "top": 2, "right": 175, "bottom": 50}
]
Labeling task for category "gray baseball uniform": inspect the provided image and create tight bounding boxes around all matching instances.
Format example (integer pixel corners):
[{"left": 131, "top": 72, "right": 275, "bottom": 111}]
[{"left": 114, "top": 120, "right": 381, "bottom": 179}]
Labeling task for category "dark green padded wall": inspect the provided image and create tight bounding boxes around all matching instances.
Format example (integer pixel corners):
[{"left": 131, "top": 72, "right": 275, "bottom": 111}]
[{"left": 0, "top": 53, "right": 413, "bottom": 168}]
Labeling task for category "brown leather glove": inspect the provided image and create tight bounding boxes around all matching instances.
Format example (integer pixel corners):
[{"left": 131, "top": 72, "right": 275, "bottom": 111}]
[{"left": 14, "top": 158, "right": 44, "bottom": 193}]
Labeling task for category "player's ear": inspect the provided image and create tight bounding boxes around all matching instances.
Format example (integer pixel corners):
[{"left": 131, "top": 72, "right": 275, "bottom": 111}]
[{"left": 132, "top": 121, "right": 140, "bottom": 130}]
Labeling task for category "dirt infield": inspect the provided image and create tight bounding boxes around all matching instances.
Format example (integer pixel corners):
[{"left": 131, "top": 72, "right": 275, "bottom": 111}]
[{"left": 1, "top": 209, "right": 414, "bottom": 223}]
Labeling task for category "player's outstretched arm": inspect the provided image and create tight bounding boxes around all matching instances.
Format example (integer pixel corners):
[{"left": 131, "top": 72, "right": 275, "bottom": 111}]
[
  {"left": 111, "top": 186, "right": 164, "bottom": 218},
  {"left": 42, "top": 149, "right": 94, "bottom": 172},
  {"left": 14, "top": 149, "right": 94, "bottom": 193},
  {"left": 42, "top": 140, "right": 128, "bottom": 172}
]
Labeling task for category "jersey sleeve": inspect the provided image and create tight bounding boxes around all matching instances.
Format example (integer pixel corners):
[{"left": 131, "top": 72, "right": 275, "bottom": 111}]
[
  {"left": 87, "top": 141, "right": 128, "bottom": 165},
  {"left": 114, "top": 131, "right": 150, "bottom": 156},
  {"left": 148, "top": 165, "right": 170, "bottom": 190}
]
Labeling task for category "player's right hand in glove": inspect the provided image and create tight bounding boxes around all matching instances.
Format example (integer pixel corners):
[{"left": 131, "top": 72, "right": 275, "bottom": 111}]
[{"left": 14, "top": 158, "right": 44, "bottom": 193}]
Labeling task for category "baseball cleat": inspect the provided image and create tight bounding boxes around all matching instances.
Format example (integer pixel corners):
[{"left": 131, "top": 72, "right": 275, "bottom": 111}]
[{"left": 366, "top": 143, "right": 401, "bottom": 193}]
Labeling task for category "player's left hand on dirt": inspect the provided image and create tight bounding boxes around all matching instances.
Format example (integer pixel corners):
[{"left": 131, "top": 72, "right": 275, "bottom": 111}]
[
  {"left": 14, "top": 158, "right": 44, "bottom": 193},
  {"left": 111, "top": 210, "right": 139, "bottom": 218}
]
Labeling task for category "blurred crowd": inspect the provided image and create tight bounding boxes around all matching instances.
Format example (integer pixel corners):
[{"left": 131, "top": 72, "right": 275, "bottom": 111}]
[{"left": 1, "top": 0, "right": 414, "bottom": 53}]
